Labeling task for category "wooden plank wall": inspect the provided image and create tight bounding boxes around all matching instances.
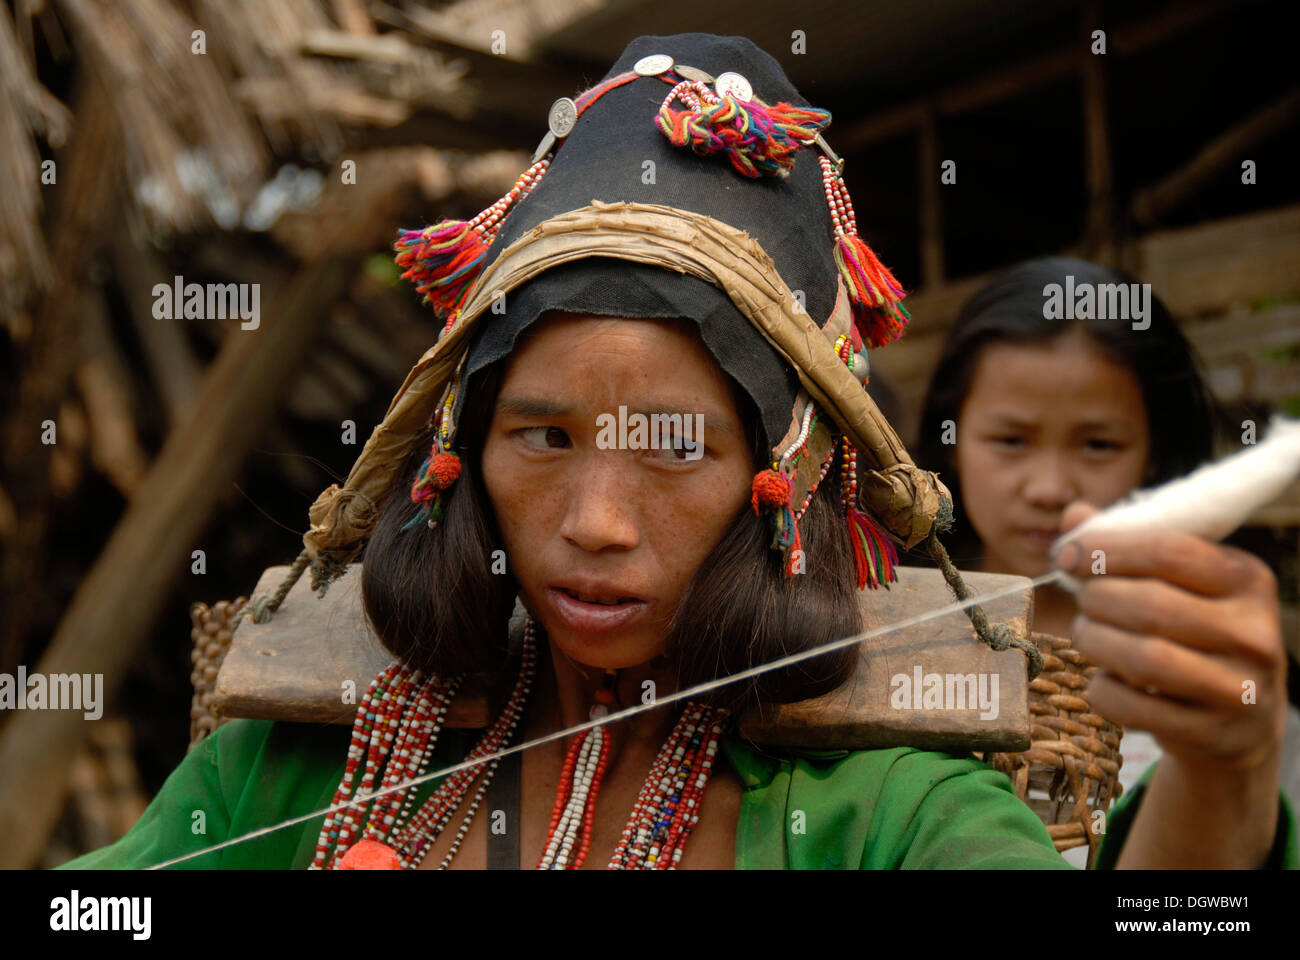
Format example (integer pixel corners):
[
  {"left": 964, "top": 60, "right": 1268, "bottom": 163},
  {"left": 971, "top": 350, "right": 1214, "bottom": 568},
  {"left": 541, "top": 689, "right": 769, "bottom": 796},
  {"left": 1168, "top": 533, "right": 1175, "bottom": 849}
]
[{"left": 872, "top": 204, "right": 1300, "bottom": 456}]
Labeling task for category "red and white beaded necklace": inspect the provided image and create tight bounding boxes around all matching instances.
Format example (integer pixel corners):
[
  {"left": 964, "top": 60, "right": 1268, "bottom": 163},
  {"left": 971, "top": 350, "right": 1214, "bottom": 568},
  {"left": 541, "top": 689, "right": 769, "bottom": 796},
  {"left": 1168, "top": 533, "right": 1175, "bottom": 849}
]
[{"left": 312, "top": 617, "right": 729, "bottom": 870}]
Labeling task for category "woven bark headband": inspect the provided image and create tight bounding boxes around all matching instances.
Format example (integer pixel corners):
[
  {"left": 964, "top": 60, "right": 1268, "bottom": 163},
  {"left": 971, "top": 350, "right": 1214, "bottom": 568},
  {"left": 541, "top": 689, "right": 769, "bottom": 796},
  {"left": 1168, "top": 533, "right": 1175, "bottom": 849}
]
[{"left": 301, "top": 34, "right": 951, "bottom": 591}]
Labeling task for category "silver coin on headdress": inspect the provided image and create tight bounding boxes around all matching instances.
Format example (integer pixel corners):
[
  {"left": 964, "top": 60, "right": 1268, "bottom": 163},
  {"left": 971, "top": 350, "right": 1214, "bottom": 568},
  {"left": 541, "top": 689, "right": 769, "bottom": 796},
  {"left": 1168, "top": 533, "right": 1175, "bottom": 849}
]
[
  {"left": 633, "top": 53, "right": 674, "bottom": 76},
  {"left": 547, "top": 97, "right": 578, "bottom": 138},
  {"left": 714, "top": 71, "right": 752, "bottom": 102}
]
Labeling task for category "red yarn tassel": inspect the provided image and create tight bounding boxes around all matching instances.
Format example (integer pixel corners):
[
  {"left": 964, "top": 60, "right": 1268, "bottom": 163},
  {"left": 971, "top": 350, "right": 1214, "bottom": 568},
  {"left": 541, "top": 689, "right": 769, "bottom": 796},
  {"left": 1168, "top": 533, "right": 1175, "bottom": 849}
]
[
  {"left": 846, "top": 506, "right": 898, "bottom": 590},
  {"left": 751, "top": 468, "right": 791, "bottom": 516},
  {"left": 404, "top": 448, "right": 463, "bottom": 531},
  {"left": 394, "top": 157, "right": 552, "bottom": 320}
]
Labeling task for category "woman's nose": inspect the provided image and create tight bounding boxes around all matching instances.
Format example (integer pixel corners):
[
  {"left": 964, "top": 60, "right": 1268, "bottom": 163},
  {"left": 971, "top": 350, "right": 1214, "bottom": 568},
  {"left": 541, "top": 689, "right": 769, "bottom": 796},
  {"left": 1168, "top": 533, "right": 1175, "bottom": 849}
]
[
  {"left": 1020, "top": 450, "right": 1078, "bottom": 510},
  {"left": 558, "top": 457, "right": 640, "bottom": 552}
]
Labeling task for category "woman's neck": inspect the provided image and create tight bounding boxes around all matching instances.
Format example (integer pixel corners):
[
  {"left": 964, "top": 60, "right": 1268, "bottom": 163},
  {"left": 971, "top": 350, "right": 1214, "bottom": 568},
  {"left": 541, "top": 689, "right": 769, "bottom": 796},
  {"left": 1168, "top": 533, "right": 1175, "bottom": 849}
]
[{"left": 530, "top": 636, "right": 684, "bottom": 765}]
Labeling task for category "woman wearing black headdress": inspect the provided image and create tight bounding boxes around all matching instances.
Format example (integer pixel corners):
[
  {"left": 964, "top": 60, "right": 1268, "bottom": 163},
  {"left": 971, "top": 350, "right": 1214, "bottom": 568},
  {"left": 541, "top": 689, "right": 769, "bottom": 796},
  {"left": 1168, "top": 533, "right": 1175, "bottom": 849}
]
[{"left": 61, "top": 35, "right": 1294, "bottom": 870}]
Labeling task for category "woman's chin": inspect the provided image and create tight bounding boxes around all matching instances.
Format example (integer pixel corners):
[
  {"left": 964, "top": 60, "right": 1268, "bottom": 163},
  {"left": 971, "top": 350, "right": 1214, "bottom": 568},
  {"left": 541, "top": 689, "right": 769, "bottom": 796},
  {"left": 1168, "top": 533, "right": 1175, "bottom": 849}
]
[
  {"left": 1017, "top": 557, "right": 1055, "bottom": 580},
  {"left": 991, "top": 547, "right": 1053, "bottom": 581},
  {"left": 548, "top": 632, "right": 663, "bottom": 672}
]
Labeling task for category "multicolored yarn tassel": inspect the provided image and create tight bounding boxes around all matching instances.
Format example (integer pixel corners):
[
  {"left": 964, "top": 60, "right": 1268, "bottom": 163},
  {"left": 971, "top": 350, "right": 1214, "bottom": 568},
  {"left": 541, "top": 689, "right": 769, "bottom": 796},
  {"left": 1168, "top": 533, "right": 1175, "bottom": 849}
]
[
  {"left": 655, "top": 80, "right": 831, "bottom": 179},
  {"left": 751, "top": 467, "right": 802, "bottom": 576},
  {"left": 403, "top": 445, "right": 462, "bottom": 531},
  {"left": 820, "top": 157, "right": 910, "bottom": 349},
  {"left": 838, "top": 436, "right": 897, "bottom": 590},
  {"left": 393, "top": 158, "right": 551, "bottom": 322},
  {"left": 833, "top": 233, "right": 910, "bottom": 349},
  {"left": 845, "top": 505, "right": 898, "bottom": 590},
  {"left": 393, "top": 220, "right": 491, "bottom": 318}
]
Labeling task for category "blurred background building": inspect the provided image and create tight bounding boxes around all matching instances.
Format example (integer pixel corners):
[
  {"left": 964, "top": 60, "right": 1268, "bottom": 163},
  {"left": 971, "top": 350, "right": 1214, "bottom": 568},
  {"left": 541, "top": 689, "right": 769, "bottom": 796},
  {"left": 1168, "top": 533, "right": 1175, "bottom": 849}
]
[{"left": 1, "top": 0, "right": 1296, "bottom": 867}]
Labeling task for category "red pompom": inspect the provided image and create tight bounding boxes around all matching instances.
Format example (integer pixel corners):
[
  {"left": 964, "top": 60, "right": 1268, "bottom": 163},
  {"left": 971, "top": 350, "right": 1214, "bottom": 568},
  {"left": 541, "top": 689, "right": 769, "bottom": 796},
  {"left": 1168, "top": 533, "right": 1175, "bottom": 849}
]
[
  {"left": 338, "top": 838, "right": 402, "bottom": 870},
  {"left": 751, "top": 469, "right": 791, "bottom": 513},
  {"left": 428, "top": 451, "right": 462, "bottom": 489}
]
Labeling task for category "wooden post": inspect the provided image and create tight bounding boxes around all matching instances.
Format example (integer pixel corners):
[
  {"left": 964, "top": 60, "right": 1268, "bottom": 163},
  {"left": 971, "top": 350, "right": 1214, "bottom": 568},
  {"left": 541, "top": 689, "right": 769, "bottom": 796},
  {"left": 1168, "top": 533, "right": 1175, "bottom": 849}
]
[
  {"left": 0, "top": 254, "right": 359, "bottom": 868},
  {"left": 918, "top": 105, "right": 944, "bottom": 289},
  {"left": 0, "top": 80, "right": 119, "bottom": 675},
  {"left": 111, "top": 239, "right": 204, "bottom": 425},
  {"left": 1082, "top": 2, "right": 1116, "bottom": 265}
]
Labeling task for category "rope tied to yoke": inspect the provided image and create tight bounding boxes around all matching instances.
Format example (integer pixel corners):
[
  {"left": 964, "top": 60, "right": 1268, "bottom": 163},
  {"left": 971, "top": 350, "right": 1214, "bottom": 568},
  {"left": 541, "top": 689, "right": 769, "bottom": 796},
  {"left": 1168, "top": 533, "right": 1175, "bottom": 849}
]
[
  {"left": 245, "top": 549, "right": 311, "bottom": 624},
  {"left": 926, "top": 531, "right": 1044, "bottom": 680}
]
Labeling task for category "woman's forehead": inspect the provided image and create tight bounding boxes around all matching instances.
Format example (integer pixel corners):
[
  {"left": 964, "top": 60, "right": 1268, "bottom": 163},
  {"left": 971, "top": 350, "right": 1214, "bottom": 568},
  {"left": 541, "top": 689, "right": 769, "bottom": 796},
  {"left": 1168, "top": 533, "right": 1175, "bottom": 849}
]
[
  {"left": 970, "top": 329, "right": 1139, "bottom": 391},
  {"left": 511, "top": 312, "right": 715, "bottom": 368},
  {"left": 521, "top": 310, "right": 694, "bottom": 338},
  {"left": 963, "top": 334, "right": 1147, "bottom": 430},
  {"left": 494, "top": 315, "right": 745, "bottom": 424}
]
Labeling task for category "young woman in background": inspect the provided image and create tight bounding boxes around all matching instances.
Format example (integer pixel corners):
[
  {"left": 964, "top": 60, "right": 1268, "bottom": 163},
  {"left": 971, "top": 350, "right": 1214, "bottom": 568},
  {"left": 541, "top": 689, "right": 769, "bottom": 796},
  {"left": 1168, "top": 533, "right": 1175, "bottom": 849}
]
[{"left": 915, "top": 256, "right": 1300, "bottom": 862}]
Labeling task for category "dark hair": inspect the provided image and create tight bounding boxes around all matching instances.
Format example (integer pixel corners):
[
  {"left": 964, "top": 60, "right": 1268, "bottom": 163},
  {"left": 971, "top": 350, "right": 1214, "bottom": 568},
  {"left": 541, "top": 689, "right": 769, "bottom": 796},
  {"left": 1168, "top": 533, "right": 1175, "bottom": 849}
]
[
  {"left": 914, "top": 256, "right": 1215, "bottom": 561},
  {"left": 361, "top": 337, "right": 862, "bottom": 718}
]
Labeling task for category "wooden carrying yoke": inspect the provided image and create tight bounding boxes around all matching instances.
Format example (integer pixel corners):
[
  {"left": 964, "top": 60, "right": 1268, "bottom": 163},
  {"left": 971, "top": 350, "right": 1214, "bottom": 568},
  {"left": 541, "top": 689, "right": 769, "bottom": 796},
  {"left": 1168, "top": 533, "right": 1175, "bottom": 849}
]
[{"left": 214, "top": 564, "right": 1026, "bottom": 748}]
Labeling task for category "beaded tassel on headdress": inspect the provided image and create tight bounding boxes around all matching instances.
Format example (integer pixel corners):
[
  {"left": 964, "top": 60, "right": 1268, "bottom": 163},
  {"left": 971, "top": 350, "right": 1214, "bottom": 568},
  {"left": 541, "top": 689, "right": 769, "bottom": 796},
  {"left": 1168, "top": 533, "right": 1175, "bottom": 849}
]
[
  {"left": 820, "top": 157, "right": 910, "bottom": 349},
  {"left": 839, "top": 433, "right": 897, "bottom": 590},
  {"left": 394, "top": 157, "right": 551, "bottom": 330},
  {"left": 403, "top": 379, "right": 462, "bottom": 530},
  {"left": 405, "top": 442, "right": 461, "bottom": 530},
  {"left": 752, "top": 399, "right": 813, "bottom": 579},
  {"left": 654, "top": 79, "right": 832, "bottom": 178},
  {"left": 751, "top": 463, "right": 802, "bottom": 577},
  {"left": 826, "top": 334, "right": 899, "bottom": 589},
  {"left": 391, "top": 68, "right": 658, "bottom": 333}
]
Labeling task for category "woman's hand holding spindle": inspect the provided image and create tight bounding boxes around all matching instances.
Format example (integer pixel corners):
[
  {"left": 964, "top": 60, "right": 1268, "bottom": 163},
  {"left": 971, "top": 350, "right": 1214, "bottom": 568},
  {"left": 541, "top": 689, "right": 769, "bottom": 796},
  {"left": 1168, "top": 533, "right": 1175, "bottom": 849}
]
[{"left": 1056, "top": 502, "right": 1286, "bottom": 868}]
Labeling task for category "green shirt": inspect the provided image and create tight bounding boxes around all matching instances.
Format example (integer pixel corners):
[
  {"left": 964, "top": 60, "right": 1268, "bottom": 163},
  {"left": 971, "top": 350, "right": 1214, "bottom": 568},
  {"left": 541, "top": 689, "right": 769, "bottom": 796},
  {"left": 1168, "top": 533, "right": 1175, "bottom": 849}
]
[{"left": 56, "top": 718, "right": 1298, "bottom": 870}]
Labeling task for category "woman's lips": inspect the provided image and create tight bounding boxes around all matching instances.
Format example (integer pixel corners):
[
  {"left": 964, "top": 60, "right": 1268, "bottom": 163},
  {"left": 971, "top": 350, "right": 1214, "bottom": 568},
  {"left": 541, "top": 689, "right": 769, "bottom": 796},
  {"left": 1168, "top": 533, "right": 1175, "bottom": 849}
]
[
  {"left": 1018, "top": 529, "right": 1059, "bottom": 551},
  {"left": 547, "top": 587, "right": 648, "bottom": 634}
]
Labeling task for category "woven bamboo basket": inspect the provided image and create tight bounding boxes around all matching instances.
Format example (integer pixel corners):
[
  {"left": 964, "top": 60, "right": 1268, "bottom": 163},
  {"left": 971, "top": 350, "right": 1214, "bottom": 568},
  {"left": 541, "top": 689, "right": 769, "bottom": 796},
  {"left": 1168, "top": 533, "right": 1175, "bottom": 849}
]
[
  {"left": 986, "top": 631, "right": 1124, "bottom": 867},
  {"left": 188, "top": 598, "right": 247, "bottom": 750}
]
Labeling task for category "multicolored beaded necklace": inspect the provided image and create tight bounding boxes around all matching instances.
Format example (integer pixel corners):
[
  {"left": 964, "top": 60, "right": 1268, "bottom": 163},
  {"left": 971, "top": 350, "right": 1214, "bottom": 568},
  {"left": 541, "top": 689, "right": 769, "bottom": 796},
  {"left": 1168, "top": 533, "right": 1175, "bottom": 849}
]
[{"left": 311, "top": 617, "right": 730, "bottom": 870}]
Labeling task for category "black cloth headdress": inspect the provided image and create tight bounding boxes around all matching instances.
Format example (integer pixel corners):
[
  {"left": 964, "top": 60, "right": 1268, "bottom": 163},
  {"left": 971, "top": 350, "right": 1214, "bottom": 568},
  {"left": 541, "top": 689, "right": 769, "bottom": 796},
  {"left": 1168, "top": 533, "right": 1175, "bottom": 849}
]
[{"left": 302, "top": 33, "right": 950, "bottom": 590}]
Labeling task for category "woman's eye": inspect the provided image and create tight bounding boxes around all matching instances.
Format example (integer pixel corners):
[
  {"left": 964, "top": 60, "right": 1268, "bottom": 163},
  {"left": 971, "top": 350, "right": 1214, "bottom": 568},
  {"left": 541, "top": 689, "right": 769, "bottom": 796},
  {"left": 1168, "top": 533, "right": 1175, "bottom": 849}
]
[
  {"left": 990, "top": 435, "right": 1026, "bottom": 449},
  {"left": 648, "top": 437, "right": 693, "bottom": 461},
  {"left": 1083, "top": 438, "right": 1123, "bottom": 454},
  {"left": 519, "top": 426, "right": 570, "bottom": 449}
]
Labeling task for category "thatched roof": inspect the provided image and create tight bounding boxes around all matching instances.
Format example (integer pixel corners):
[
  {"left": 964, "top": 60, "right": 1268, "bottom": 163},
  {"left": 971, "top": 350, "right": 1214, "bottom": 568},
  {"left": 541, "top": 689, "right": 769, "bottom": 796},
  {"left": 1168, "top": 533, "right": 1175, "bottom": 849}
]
[{"left": 0, "top": 0, "right": 613, "bottom": 330}]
